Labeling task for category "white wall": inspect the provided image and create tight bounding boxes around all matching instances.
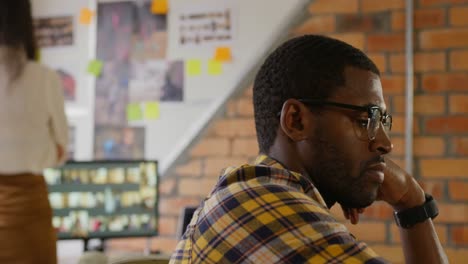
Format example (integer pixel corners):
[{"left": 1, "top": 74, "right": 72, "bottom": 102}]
[{"left": 33, "top": 0, "right": 308, "bottom": 176}]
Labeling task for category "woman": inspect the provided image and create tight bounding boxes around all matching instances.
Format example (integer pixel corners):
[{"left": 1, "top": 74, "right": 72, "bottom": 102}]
[{"left": 0, "top": 1, "right": 68, "bottom": 263}]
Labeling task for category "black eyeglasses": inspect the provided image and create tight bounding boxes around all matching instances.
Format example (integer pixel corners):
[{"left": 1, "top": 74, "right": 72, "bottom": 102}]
[{"left": 297, "top": 99, "right": 392, "bottom": 141}]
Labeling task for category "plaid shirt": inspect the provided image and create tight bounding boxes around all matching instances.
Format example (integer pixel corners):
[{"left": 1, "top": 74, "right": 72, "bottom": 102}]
[{"left": 170, "top": 155, "right": 388, "bottom": 263}]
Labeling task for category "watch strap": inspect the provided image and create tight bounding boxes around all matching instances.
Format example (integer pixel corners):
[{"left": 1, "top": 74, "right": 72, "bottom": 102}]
[{"left": 393, "top": 193, "right": 439, "bottom": 229}]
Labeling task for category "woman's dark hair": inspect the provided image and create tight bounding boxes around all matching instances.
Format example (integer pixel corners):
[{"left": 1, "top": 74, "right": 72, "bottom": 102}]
[
  {"left": 0, "top": 0, "right": 37, "bottom": 60},
  {"left": 253, "top": 35, "right": 380, "bottom": 154}
]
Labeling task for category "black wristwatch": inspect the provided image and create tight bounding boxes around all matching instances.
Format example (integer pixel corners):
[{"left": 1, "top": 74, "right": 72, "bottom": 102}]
[{"left": 393, "top": 193, "right": 439, "bottom": 229}]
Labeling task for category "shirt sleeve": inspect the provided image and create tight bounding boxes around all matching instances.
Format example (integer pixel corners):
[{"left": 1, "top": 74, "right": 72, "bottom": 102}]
[{"left": 46, "top": 69, "right": 68, "bottom": 165}]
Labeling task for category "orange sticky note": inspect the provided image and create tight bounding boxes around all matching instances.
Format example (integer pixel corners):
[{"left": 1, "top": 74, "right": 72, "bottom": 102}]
[
  {"left": 151, "top": 0, "right": 168, "bottom": 14},
  {"left": 80, "top": 8, "right": 94, "bottom": 25},
  {"left": 214, "top": 46, "right": 232, "bottom": 62}
]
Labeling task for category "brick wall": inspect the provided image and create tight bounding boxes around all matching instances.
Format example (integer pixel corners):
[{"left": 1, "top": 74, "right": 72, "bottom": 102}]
[{"left": 108, "top": 0, "right": 468, "bottom": 262}]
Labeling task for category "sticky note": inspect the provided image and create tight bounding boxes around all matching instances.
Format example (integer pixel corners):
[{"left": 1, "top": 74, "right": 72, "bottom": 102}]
[
  {"left": 214, "top": 46, "right": 232, "bottom": 62},
  {"left": 79, "top": 8, "right": 94, "bottom": 25},
  {"left": 144, "top": 102, "right": 160, "bottom": 120},
  {"left": 151, "top": 0, "right": 168, "bottom": 14},
  {"left": 208, "top": 59, "right": 222, "bottom": 75},
  {"left": 127, "top": 103, "right": 143, "bottom": 121},
  {"left": 186, "top": 59, "right": 202, "bottom": 76},
  {"left": 87, "top": 59, "right": 103, "bottom": 76}
]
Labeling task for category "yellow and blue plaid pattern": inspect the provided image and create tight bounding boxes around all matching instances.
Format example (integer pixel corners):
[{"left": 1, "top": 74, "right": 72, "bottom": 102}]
[{"left": 170, "top": 155, "right": 388, "bottom": 263}]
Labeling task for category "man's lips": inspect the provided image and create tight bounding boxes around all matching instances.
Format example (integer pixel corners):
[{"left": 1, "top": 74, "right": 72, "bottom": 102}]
[{"left": 365, "top": 163, "right": 386, "bottom": 184}]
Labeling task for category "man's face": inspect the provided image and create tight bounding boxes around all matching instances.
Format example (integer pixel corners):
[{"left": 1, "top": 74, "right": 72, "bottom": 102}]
[{"left": 301, "top": 66, "right": 393, "bottom": 208}]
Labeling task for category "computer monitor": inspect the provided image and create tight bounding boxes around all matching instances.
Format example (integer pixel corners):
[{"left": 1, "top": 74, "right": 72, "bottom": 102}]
[{"left": 44, "top": 160, "right": 158, "bottom": 239}]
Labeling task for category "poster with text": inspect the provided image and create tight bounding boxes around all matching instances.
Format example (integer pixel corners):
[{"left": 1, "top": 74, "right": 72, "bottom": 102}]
[
  {"left": 33, "top": 16, "right": 74, "bottom": 47},
  {"left": 175, "top": 2, "right": 237, "bottom": 49}
]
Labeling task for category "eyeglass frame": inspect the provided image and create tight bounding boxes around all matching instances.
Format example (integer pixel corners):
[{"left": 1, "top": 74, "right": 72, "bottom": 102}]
[{"left": 278, "top": 99, "right": 392, "bottom": 141}]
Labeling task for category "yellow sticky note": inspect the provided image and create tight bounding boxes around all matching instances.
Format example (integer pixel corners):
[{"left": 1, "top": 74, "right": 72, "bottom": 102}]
[
  {"left": 214, "top": 46, "right": 232, "bottom": 62},
  {"left": 87, "top": 59, "right": 103, "bottom": 76},
  {"left": 151, "top": 0, "right": 168, "bottom": 14},
  {"left": 186, "top": 59, "right": 202, "bottom": 76},
  {"left": 208, "top": 59, "right": 222, "bottom": 75},
  {"left": 127, "top": 103, "right": 143, "bottom": 121},
  {"left": 144, "top": 102, "right": 160, "bottom": 120},
  {"left": 79, "top": 8, "right": 94, "bottom": 25}
]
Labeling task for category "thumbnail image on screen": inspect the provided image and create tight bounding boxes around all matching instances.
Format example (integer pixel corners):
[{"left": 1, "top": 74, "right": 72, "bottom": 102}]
[{"left": 44, "top": 160, "right": 158, "bottom": 239}]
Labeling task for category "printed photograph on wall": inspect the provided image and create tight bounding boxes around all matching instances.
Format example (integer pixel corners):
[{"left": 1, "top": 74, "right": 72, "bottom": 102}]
[
  {"left": 57, "top": 68, "right": 76, "bottom": 101},
  {"left": 94, "top": 126, "right": 145, "bottom": 160},
  {"left": 33, "top": 16, "right": 74, "bottom": 47},
  {"left": 94, "top": 0, "right": 167, "bottom": 126}
]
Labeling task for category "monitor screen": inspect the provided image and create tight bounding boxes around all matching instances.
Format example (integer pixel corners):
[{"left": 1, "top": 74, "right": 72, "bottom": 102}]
[{"left": 44, "top": 160, "right": 158, "bottom": 239}]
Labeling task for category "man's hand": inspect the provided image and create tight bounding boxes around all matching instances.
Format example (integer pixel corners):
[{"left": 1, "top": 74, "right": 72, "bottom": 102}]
[{"left": 378, "top": 158, "right": 425, "bottom": 211}]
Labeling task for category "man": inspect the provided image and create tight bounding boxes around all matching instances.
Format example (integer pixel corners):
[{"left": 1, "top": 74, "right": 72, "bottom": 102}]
[{"left": 170, "top": 35, "right": 447, "bottom": 263}]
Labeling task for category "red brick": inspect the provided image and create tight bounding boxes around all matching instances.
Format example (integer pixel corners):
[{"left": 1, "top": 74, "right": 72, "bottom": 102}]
[
  {"left": 420, "top": 159, "right": 468, "bottom": 178},
  {"left": 361, "top": 201, "right": 394, "bottom": 220},
  {"left": 368, "top": 33, "right": 405, "bottom": 52},
  {"left": 422, "top": 73, "right": 468, "bottom": 92},
  {"left": 236, "top": 98, "right": 254, "bottom": 117},
  {"left": 226, "top": 100, "right": 237, "bottom": 117},
  {"left": 420, "top": 29, "right": 468, "bottom": 49},
  {"left": 160, "top": 178, "right": 177, "bottom": 195},
  {"left": 243, "top": 85, "right": 253, "bottom": 98},
  {"left": 391, "top": 11, "right": 405, "bottom": 31},
  {"left": 450, "top": 95, "right": 468, "bottom": 113},
  {"left": 415, "top": 95, "right": 446, "bottom": 114},
  {"left": 418, "top": 180, "right": 445, "bottom": 200},
  {"left": 308, "top": 0, "right": 359, "bottom": 14},
  {"left": 336, "top": 14, "right": 389, "bottom": 32},
  {"left": 391, "top": 137, "right": 405, "bottom": 155},
  {"left": 414, "top": 8, "right": 447, "bottom": 28},
  {"left": 436, "top": 203, "right": 468, "bottom": 223},
  {"left": 344, "top": 222, "right": 386, "bottom": 242},
  {"left": 369, "top": 245, "right": 404, "bottom": 263},
  {"left": 107, "top": 237, "right": 148, "bottom": 251},
  {"left": 452, "top": 226, "right": 468, "bottom": 245},
  {"left": 391, "top": 224, "right": 447, "bottom": 243},
  {"left": 178, "top": 178, "right": 217, "bottom": 197},
  {"left": 151, "top": 236, "right": 179, "bottom": 254},
  {"left": 212, "top": 118, "right": 256, "bottom": 138},
  {"left": 232, "top": 138, "right": 259, "bottom": 157},
  {"left": 390, "top": 115, "right": 406, "bottom": 134},
  {"left": 426, "top": 117, "right": 468, "bottom": 134},
  {"left": 381, "top": 75, "right": 406, "bottom": 95},
  {"left": 414, "top": 136, "right": 446, "bottom": 157},
  {"left": 190, "top": 138, "right": 230, "bottom": 157},
  {"left": 293, "top": 15, "right": 336, "bottom": 35},
  {"left": 450, "top": 50, "right": 468, "bottom": 70},
  {"left": 368, "top": 53, "right": 387, "bottom": 73},
  {"left": 449, "top": 181, "right": 468, "bottom": 201},
  {"left": 204, "top": 157, "right": 248, "bottom": 176},
  {"left": 446, "top": 248, "right": 468, "bottom": 264},
  {"left": 158, "top": 216, "right": 178, "bottom": 236},
  {"left": 361, "top": 0, "right": 405, "bottom": 12},
  {"left": 329, "top": 204, "right": 347, "bottom": 221},
  {"left": 452, "top": 137, "right": 468, "bottom": 155},
  {"left": 420, "top": 0, "right": 468, "bottom": 5},
  {"left": 175, "top": 159, "right": 203, "bottom": 177},
  {"left": 450, "top": 6, "right": 468, "bottom": 26},
  {"left": 390, "top": 53, "right": 446, "bottom": 73},
  {"left": 159, "top": 197, "right": 201, "bottom": 216},
  {"left": 328, "top": 33, "right": 366, "bottom": 50}
]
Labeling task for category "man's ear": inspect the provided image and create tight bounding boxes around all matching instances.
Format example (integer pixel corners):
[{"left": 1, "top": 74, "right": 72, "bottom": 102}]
[{"left": 279, "top": 99, "right": 312, "bottom": 142}]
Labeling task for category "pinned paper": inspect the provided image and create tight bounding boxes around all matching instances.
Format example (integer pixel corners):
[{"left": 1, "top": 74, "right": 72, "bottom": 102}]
[
  {"left": 79, "top": 8, "right": 94, "bottom": 25},
  {"left": 214, "top": 46, "right": 232, "bottom": 62},
  {"left": 87, "top": 59, "right": 103, "bottom": 76},
  {"left": 144, "top": 102, "right": 160, "bottom": 120},
  {"left": 186, "top": 59, "right": 202, "bottom": 76},
  {"left": 127, "top": 103, "right": 143, "bottom": 121},
  {"left": 208, "top": 59, "right": 222, "bottom": 75},
  {"left": 151, "top": 0, "right": 168, "bottom": 14}
]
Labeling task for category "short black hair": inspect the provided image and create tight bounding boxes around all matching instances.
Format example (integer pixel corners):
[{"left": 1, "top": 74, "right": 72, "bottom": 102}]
[
  {"left": 253, "top": 35, "right": 380, "bottom": 154},
  {"left": 0, "top": 0, "right": 37, "bottom": 60}
]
